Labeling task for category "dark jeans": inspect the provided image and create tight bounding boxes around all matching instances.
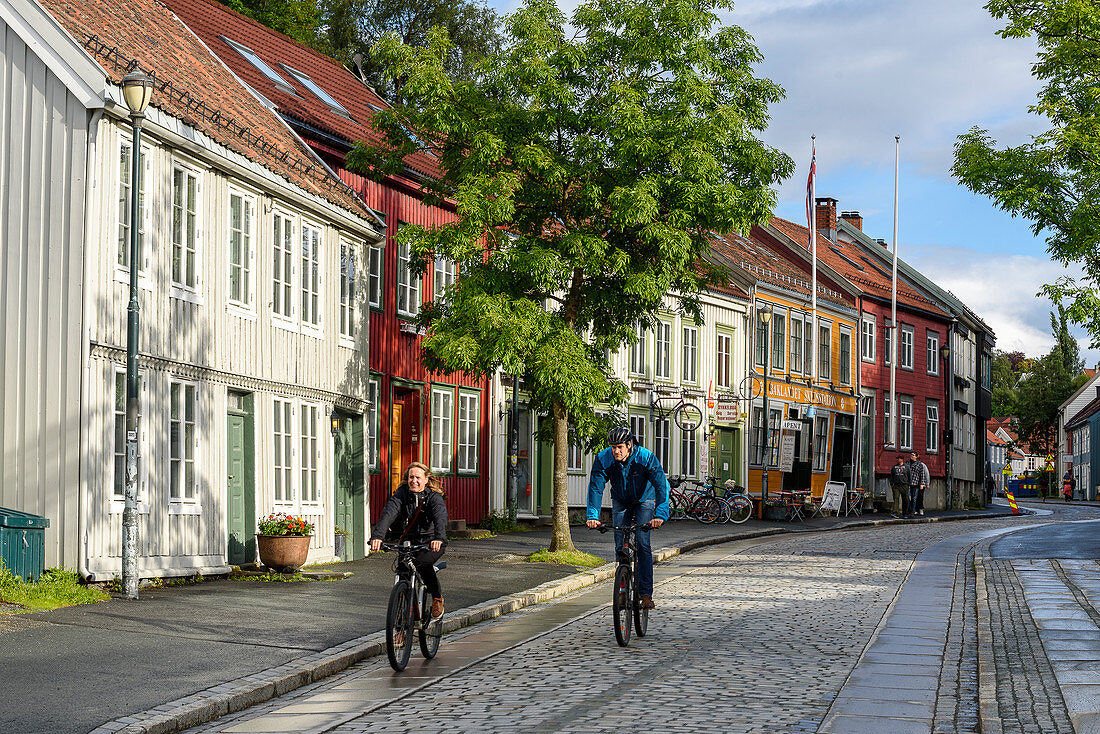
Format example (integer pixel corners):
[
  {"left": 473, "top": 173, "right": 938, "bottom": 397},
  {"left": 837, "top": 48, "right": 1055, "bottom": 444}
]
[
  {"left": 414, "top": 546, "right": 445, "bottom": 598},
  {"left": 612, "top": 498, "right": 655, "bottom": 596},
  {"left": 894, "top": 485, "right": 908, "bottom": 514},
  {"left": 908, "top": 486, "right": 921, "bottom": 515},
  {"left": 916, "top": 487, "right": 925, "bottom": 512}
]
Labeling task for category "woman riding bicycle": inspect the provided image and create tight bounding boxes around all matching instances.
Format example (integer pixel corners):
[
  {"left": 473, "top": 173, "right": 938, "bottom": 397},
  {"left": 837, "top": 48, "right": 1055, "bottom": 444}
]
[{"left": 370, "top": 462, "right": 448, "bottom": 619}]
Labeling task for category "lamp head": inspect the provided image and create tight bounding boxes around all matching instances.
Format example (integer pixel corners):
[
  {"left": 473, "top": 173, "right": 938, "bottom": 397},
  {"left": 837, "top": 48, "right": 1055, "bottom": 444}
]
[
  {"left": 121, "top": 71, "right": 154, "bottom": 115},
  {"left": 758, "top": 302, "right": 773, "bottom": 325}
]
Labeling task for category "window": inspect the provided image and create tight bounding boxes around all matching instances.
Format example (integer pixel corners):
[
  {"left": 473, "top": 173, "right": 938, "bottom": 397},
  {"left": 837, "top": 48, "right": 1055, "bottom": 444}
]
[
  {"left": 368, "top": 245, "right": 383, "bottom": 310},
  {"left": 340, "top": 239, "right": 357, "bottom": 340},
  {"left": 716, "top": 331, "right": 732, "bottom": 389},
  {"left": 117, "top": 140, "right": 147, "bottom": 271},
  {"left": 790, "top": 317, "right": 804, "bottom": 374},
  {"left": 861, "top": 316, "right": 876, "bottom": 362},
  {"left": 272, "top": 210, "right": 295, "bottom": 321},
  {"left": 755, "top": 314, "right": 767, "bottom": 367},
  {"left": 884, "top": 394, "right": 893, "bottom": 447},
  {"left": 839, "top": 328, "right": 852, "bottom": 386},
  {"left": 220, "top": 36, "right": 296, "bottom": 93},
  {"left": 767, "top": 408, "right": 781, "bottom": 467},
  {"left": 273, "top": 399, "right": 294, "bottom": 504},
  {"left": 568, "top": 428, "right": 584, "bottom": 471},
  {"left": 431, "top": 387, "right": 454, "bottom": 473},
  {"left": 433, "top": 257, "right": 456, "bottom": 299},
  {"left": 630, "top": 415, "right": 647, "bottom": 448},
  {"left": 457, "top": 392, "right": 479, "bottom": 473},
  {"left": 884, "top": 323, "right": 892, "bottom": 366},
  {"left": 927, "top": 400, "right": 939, "bottom": 453},
  {"left": 927, "top": 331, "right": 940, "bottom": 376},
  {"left": 813, "top": 415, "right": 829, "bottom": 471},
  {"left": 900, "top": 325, "right": 914, "bottom": 370},
  {"left": 754, "top": 406, "right": 782, "bottom": 467},
  {"left": 680, "top": 427, "right": 697, "bottom": 477},
  {"left": 278, "top": 64, "right": 351, "bottom": 117},
  {"left": 228, "top": 190, "right": 255, "bottom": 307},
  {"left": 981, "top": 351, "right": 992, "bottom": 390},
  {"left": 367, "top": 378, "right": 379, "bottom": 471},
  {"left": 113, "top": 369, "right": 143, "bottom": 500},
  {"left": 682, "top": 325, "right": 698, "bottom": 383},
  {"left": 301, "top": 220, "right": 322, "bottom": 331},
  {"left": 396, "top": 238, "right": 421, "bottom": 318},
  {"left": 630, "top": 323, "right": 647, "bottom": 376},
  {"left": 900, "top": 397, "right": 913, "bottom": 451},
  {"left": 771, "top": 314, "right": 785, "bottom": 371},
  {"left": 171, "top": 165, "right": 199, "bottom": 290},
  {"left": 818, "top": 325, "right": 831, "bottom": 379},
  {"left": 299, "top": 403, "right": 320, "bottom": 504},
  {"left": 647, "top": 418, "right": 668, "bottom": 470},
  {"left": 169, "top": 381, "right": 198, "bottom": 501},
  {"left": 967, "top": 414, "right": 976, "bottom": 452},
  {"left": 655, "top": 321, "right": 672, "bottom": 380}
]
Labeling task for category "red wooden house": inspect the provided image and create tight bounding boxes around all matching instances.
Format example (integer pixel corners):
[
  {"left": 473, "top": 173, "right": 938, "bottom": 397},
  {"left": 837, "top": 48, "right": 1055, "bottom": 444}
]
[{"left": 166, "top": 0, "right": 491, "bottom": 529}]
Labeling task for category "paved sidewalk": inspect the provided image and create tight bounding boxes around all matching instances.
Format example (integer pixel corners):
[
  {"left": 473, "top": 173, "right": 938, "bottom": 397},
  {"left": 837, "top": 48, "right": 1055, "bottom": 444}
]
[{"left": 0, "top": 506, "right": 1012, "bottom": 734}]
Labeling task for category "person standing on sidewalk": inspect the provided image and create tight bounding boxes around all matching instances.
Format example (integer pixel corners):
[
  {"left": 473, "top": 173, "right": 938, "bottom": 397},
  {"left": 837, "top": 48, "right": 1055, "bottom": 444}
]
[
  {"left": 586, "top": 426, "right": 668, "bottom": 610},
  {"left": 1063, "top": 471, "right": 1076, "bottom": 502},
  {"left": 889, "top": 456, "right": 909, "bottom": 517},
  {"left": 907, "top": 452, "right": 930, "bottom": 516}
]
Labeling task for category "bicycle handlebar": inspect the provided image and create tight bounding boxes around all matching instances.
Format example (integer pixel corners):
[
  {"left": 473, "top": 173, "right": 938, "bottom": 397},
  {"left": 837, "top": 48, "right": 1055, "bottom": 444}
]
[
  {"left": 377, "top": 542, "right": 434, "bottom": 553},
  {"left": 590, "top": 522, "right": 658, "bottom": 534}
]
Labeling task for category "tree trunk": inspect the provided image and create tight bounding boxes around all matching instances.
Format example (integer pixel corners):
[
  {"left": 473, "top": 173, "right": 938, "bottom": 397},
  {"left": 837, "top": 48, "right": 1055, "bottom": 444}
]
[{"left": 548, "top": 398, "right": 576, "bottom": 553}]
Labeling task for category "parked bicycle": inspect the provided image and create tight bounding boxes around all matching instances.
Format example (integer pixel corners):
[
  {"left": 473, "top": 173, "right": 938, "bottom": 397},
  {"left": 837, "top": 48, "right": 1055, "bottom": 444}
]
[
  {"left": 668, "top": 476, "right": 752, "bottom": 524},
  {"left": 591, "top": 522, "right": 657, "bottom": 646},
  {"left": 379, "top": 541, "right": 446, "bottom": 671}
]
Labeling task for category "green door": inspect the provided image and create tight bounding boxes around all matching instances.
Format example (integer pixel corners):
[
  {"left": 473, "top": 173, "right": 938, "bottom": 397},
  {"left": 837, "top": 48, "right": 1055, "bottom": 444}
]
[
  {"left": 226, "top": 393, "right": 255, "bottom": 565},
  {"left": 715, "top": 428, "right": 741, "bottom": 487},
  {"left": 333, "top": 413, "right": 365, "bottom": 560}
]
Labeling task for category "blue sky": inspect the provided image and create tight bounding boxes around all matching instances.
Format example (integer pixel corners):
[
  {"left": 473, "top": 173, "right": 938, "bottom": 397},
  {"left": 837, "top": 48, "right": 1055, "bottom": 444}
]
[{"left": 486, "top": 0, "right": 1099, "bottom": 365}]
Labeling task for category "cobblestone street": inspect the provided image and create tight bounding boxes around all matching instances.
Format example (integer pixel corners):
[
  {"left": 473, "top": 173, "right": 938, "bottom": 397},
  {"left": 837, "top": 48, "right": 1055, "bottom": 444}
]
[{"left": 174, "top": 506, "right": 1100, "bottom": 734}]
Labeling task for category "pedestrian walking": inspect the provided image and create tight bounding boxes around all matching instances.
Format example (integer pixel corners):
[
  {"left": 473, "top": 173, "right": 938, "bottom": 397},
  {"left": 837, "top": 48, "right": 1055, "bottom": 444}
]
[
  {"left": 907, "top": 452, "right": 930, "bottom": 516},
  {"left": 1063, "top": 471, "right": 1076, "bottom": 502},
  {"left": 889, "top": 456, "right": 909, "bottom": 517}
]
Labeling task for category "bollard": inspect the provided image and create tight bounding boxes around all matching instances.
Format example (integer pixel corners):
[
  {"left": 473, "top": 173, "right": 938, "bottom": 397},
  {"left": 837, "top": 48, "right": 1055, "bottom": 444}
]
[{"left": 1006, "top": 491, "right": 1019, "bottom": 515}]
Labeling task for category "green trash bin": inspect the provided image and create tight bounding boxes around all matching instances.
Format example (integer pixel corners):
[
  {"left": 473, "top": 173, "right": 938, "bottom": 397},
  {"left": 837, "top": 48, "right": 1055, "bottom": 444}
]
[{"left": 0, "top": 507, "right": 50, "bottom": 581}]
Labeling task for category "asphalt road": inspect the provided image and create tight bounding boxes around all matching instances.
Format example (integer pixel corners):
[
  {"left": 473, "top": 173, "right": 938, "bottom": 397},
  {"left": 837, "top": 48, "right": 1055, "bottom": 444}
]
[{"left": 989, "top": 509, "right": 1100, "bottom": 559}]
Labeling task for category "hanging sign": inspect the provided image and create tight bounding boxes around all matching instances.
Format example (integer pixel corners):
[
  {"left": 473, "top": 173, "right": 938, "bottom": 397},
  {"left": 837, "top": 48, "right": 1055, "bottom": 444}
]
[
  {"left": 778, "top": 434, "right": 796, "bottom": 473},
  {"left": 715, "top": 402, "right": 740, "bottom": 423}
]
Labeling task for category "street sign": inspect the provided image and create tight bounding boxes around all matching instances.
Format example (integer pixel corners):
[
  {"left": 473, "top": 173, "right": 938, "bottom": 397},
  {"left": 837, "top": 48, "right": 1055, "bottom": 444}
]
[
  {"left": 1043, "top": 461, "right": 1054, "bottom": 472},
  {"left": 1001, "top": 465, "right": 1012, "bottom": 476}
]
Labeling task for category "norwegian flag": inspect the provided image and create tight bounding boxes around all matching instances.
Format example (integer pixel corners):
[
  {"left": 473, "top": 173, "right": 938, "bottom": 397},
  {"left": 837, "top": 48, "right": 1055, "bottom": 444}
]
[{"left": 806, "top": 140, "right": 816, "bottom": 238}]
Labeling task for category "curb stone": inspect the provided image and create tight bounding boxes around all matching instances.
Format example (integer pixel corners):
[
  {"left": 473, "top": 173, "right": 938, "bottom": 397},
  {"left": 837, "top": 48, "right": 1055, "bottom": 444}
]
[
  {"left": 974, "top": 555, "right": 1003, "bottom": 734},
  {"left": 91, "top": 514, "right": 1009, "bottom": 733}
]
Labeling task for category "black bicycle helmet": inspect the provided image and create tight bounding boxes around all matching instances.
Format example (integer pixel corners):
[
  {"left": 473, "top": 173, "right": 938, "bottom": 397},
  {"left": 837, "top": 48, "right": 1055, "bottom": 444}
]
[{"left": 607, "top": 426, "right": 633, "bottom": 446}]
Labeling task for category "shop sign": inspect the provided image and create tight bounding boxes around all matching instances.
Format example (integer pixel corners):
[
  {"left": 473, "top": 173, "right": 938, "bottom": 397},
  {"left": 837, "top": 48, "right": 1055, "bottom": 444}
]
[{"left": 715, "top": 402, "right": 740, "bottom": 423}]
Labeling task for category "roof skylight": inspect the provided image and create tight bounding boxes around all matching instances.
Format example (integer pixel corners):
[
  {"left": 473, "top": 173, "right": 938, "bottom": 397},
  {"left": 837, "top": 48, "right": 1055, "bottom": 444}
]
[
  {"left": 219, "top": 36, "right": 297, "bottom": 95},
  {"left": 278, "top": 64, "right": 351, "bottom": 118}
]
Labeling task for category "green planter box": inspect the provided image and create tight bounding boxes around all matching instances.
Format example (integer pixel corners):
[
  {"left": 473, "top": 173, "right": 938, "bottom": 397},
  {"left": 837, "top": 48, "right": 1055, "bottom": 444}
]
[{"left": 0, "top": 507, "right": 50, "bottom": 581}]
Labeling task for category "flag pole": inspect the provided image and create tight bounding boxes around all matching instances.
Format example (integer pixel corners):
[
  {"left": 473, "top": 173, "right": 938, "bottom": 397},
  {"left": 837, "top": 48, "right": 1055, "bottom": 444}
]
[
  {"left": 809, "top": 136, "right": 817, "bottom": 381},
  {"left": 889, "top": 136, "right": 900, "bottom": 450}
]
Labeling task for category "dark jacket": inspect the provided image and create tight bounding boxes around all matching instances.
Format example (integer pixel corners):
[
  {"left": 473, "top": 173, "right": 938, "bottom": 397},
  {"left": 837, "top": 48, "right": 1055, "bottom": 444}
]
[
  {"left": 889, "top": 463, "right": 908, "bottom": 488},
  {"left": 370, "top": 485, "right": 448, "bottom": 545},
  {"left": 586, "top": 444, "right": 670, "bottom": 522}
]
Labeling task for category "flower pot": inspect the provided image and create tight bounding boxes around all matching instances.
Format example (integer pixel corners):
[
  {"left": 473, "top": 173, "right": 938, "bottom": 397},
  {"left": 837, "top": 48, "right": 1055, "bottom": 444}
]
[{"left": 256, "top": 534, "right": 312, "bottom": 572}]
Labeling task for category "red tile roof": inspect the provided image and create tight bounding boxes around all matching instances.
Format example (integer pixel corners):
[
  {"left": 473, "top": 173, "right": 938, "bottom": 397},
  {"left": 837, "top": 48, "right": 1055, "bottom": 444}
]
[
  {"left": 161, "top": 0, "right": 442, "bottom": 182},
  {"left": 41, "top": 0, "right": 372, "bottom": 220},
  {"left": 769, "top": 217, "right": 948, "bottom": 318}
]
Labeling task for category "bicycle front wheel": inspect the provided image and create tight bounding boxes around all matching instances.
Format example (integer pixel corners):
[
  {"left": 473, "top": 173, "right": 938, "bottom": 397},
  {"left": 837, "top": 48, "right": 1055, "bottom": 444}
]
[
  {"left": 419, "top": 588, "right": 443, "bottom": 659},
  {"left": 727, "top": 494, "right": 753, "bottom": 524},
  {"left": 695, "top": 497, "right": 722, "bottom": 524},
  {"left": 386, "top": 580, "right": 415, "bottom": 671},
  {"left": 633, "top": 574, "right": 649, "bottom": 638},
  {"left": 613, "top": 565, "right": 633, "bottom": 647}
]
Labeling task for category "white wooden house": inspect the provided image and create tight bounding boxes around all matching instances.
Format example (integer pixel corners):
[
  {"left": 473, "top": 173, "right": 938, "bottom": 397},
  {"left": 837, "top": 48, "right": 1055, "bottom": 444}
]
[{"left": 1, "top": 0, "right": 384, "bottom": 578}]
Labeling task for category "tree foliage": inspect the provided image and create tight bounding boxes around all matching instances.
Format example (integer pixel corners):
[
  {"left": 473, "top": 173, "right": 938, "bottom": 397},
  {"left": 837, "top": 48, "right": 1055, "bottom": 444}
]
[
  {"left": 952, "top": 0, "right": 1100, "bottom": 345},
  {"left": 990, "top": 349, "right": 1021, "bottom": 417},
  {"left": 348, "top": 0, "right": 792, "bottom": 550},
  {"left": 218, "top": 0, "right": 321, "bottom": 47},
  {"left": 1014, "top": 307, "right": 1083, "bottom": 463}
]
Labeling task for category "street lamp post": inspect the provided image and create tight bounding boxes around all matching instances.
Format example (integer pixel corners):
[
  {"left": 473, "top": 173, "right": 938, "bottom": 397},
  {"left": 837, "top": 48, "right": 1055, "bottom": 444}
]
[
  {"left": 759, "top": 303, "right": 773, "bottom": 516},
  {"left": 121, "top": 70, "right": 154, "bottom": 600}
]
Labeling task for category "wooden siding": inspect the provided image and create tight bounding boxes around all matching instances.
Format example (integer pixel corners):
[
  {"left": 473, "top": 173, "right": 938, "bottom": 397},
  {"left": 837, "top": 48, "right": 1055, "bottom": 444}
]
[{"left": 0, "top": 21, "right": 88, "bottom": 569}]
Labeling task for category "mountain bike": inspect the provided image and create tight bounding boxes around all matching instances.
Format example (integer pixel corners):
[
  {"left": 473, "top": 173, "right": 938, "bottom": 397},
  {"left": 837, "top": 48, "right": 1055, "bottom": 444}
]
[
  {"left": 592, "top": 522, "right": 657, "bottom": 646},
  {"left": 379, "top": 542, "right": 446, "bottom": 671}
]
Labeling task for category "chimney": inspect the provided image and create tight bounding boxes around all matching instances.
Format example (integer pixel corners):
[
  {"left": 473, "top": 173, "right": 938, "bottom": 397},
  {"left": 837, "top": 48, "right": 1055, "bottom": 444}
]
[
  {"left": 840, "top": 210, "right": 862, "bottom": 231},
  {"left": 875, "top": 238, "right": 887, "bottom": 248},
  {"left": 815, "top": 197, "right": 838, "bottom": 241}
]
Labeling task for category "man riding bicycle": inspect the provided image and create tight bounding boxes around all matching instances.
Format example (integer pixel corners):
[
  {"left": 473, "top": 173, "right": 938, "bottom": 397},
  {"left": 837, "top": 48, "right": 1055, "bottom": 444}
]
[{"left": 586, "top": 426, "right": 669, "bottom": 609}]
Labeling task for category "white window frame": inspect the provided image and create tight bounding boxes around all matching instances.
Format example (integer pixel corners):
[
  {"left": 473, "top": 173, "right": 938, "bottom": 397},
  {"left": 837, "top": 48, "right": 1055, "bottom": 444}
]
[
  {"left": 271, "top": 208, "right": 297, "bottom": 328},
  {"left": 716, "top": 330, "right": 732, "bottom": 389},
  {"left": 368, "top": 244, "right": 384, "bottom": 310},
  {"left": 396, "top": 237, "right": 421, "bottom": 319},
  {"left": 273, "top": 398, "right": 295, "bottom": 505},
  {"left": 568, "top": 426, "right": 583, "bottom": 473},
  {"left": 111, "top": 367, "right": 148, "bottom": 512},
  {"left": 790, "top": 316, "right": 804, "bottom": 375},
  {"left": 771, "top": 313, "right": 785, "bottom": 372},
  {"left": 629, "top": 414, "right": 647, "bottom": 449},
  {"left": 457, "top": 391, "right": 479, "bottom": 474},
  {"left": 839, "top": 327, "right": 852, "bottom": 387},
  {"left": 818, "top": 324, "right": 831, "bottom": 380},
  {"left": 227, "top": 188, "right": 256, "bottom": 315},
  {"left": 900, "top": 396, "right": 913, "bottom": 451},
  {"left": 900, "top": 325, "right": 914, "bottom": 370},
  {"left": 168, "top": 379, "right": 201, "bottom": 511},
  {"left": 861, "top": 315, "right": 875, "bottom": 362},
  {"left": 680, "top": 426, "right": 697, "bottom": 477},
  {"left": 755, "top": 316, "right": 767, "bottom": 367},
  {"left": 367, "top": 378, "right": 379, "bottom": 471},
  {"left": 300, "top": 219, "right": 323, "bottom": 337},
  {"left": 115, "top": 136, "right": 152, "bottom": 283},
  {"left": 655, "top": 320, "right": 672, "bottom": 381},
  {"left": 813, "top": 414, "right": 829, "bottom": 472},
  {"left": 299, "top": 402, "right": 321, "bottom": 506},
  {"left": 927, "top": 331, "right": 940, "bottom": 376},
  {"left": 433, "top": 256, "right": 456, "bottom": 299},
  {"left": 682, "top": 324, "right": 698, "bottom": 384},
  {"left": 630, "top": 323, "right": 647, "bottom": 376},
  {"left": 431, "top": 387, "right": 454, "bottom": 474},
  {"left": 926, "top": 400, "right": 939, "bottom": 454},
  {"left": 339, "top": 238, "right": 359, "bottom": 344},
  {"left": 653, "top": 417, "right": 671, "bottom": 469},
  {"left": 169, "top": 162, "right": 202, "bottom": 300}
]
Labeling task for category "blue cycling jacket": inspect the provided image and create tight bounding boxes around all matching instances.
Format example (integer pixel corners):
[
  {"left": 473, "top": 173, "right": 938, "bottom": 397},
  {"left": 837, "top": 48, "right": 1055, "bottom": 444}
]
[{"left": 586, "top": 444, "right": 670, "bottom": 522}]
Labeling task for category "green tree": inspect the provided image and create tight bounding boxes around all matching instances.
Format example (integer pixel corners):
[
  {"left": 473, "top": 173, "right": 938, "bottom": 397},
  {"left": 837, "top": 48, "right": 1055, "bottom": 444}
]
[
  {"left": 990, "top": 349, "right": 1019, "bottom": 416},
  {"left": 1014, "top": 350, "right": 1072, "bottom": 492},
  {"left": 1051, "top": 303, "right": 1084, "bottom": 376},
  {"left": 349, "top": 0, "right": 792, "bottom": 551},
  {"left": 218, "top": 0, "right": 321, "bottom": 46},
  {"left": 316, "top": 0, "right": 501, "bottom": 103},
  {"left": 952, "top": 0, "right": 1100, "bottom": 345}
]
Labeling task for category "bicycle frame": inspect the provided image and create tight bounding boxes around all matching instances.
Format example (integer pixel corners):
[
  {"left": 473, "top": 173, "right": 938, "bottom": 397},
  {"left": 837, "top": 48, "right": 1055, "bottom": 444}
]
[
  {"left": 380, "top": 542, "right": 445, "bottom": 671},
  {"left": 593, "top": 522, "right": 655, "bottom": 646}
]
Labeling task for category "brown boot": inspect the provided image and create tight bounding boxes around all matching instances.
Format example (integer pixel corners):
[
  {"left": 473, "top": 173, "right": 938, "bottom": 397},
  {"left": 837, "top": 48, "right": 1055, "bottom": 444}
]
[
  {"left": 641, "top": 595, "right": 655, "bottom": 610},
  {"left": 431, "top": 597, "right": 445, "bottom": 619}
]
